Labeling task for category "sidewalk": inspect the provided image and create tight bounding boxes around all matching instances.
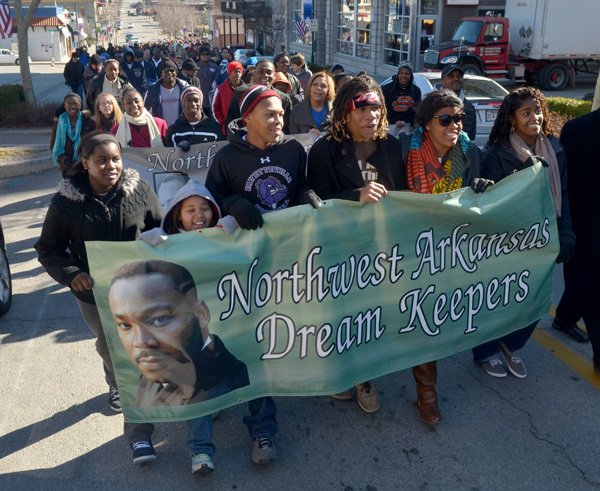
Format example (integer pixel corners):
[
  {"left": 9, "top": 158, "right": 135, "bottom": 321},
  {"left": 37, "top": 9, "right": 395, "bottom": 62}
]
[{"left": 0, "top": 127, "right": 54, "bottom": 180}]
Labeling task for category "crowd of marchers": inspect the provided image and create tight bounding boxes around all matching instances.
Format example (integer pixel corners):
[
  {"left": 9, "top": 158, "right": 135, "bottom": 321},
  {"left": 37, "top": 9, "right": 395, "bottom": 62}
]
[{"left": 41, "top": 41, "right": 600, "bottom": 477}]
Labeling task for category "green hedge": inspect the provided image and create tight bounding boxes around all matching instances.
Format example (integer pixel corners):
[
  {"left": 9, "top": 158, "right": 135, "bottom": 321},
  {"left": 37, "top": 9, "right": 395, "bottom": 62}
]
[
  {"left": 0, "top": 84, "right": 56, "bottom": 127},
  {"left": 546, "top": 97, "right": 593, "bottom": 119},
  {"left": 0, "top": 84, "right": 25, "bottom": 114}
]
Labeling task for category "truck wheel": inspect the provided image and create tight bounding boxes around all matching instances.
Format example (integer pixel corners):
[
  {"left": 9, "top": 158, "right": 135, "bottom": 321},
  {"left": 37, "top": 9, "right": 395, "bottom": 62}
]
[
  {"left": 538, "top": 63, "right": 568, "bottom": 91},
  {"left": 460, "top": 63, "right": 482, "bottom": 76},
  {"left": 0, "top": 248, "right": 12, "bottom": 316}
]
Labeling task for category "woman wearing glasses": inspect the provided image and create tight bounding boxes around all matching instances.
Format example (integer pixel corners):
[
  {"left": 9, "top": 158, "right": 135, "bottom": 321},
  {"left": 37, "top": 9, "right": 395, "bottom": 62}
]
[
  {"left": 471, "top": 86, "right": 574, "bottom": 379},
  {"left": 94, "top": 92, "right": 123, "bottom": 133},
  {"left": 405, "top": 89, "right": 491, "bottom": 425}
]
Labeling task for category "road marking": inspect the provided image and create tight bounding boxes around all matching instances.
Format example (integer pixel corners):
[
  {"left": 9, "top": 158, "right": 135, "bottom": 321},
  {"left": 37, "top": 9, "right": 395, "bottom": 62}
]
[{"left": 532, "top": 306, "right": 600, "bottom": 389}]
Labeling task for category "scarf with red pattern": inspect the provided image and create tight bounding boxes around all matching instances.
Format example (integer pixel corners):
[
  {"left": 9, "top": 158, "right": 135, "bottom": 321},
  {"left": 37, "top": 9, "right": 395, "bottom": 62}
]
[{"left": 406, "top": 127, "right": 470, "bottom": 195}]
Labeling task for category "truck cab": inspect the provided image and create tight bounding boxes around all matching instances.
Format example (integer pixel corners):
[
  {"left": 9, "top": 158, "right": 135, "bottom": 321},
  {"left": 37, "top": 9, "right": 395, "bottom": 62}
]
[{"left": 424, "top": 17, "right": 510, "bottom": 77}]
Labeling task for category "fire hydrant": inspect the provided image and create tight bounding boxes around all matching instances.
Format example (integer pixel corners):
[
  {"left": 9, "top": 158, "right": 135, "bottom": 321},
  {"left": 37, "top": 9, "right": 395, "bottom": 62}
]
[{"left": 51, "top": 57, "right": 55, "bottom": 67}]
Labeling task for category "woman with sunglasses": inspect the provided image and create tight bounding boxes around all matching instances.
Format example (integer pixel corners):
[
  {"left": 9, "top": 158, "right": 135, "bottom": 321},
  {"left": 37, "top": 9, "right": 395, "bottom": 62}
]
[
  {"left": 405, "top": 89, "right": 491, "bottom": 425},
  {"left": 471, "top": 86, "right": 575, "bottom": 378}
]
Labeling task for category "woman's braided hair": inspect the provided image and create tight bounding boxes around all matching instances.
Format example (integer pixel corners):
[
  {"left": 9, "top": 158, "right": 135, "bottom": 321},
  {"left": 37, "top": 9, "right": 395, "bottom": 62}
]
[
  {"left": 327, "top": 74, "right": 388, "bottom": 142},
  {"left": 487, "top": 86, "right": 557, "bottom": 147}
]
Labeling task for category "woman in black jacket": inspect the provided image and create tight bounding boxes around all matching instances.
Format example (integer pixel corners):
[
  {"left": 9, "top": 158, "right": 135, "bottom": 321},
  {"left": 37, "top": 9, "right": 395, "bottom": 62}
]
[
  {"left": 289, "top": 71, "right": 335, "bottom": 136},
  {"left": 35, "top": 132, "right": 162, "bottom": 415},
  {"left": 472, "top": 86, "right": 575, "bottom": 379},
  {"left": 307, "top": 75, "right": 405, "bottom": 414}
]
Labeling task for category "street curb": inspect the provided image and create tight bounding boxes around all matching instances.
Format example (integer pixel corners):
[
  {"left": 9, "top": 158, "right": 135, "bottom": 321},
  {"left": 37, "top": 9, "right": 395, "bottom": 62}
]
[{"left": 0, "top": 155, "right": 55, "bottom": 180}]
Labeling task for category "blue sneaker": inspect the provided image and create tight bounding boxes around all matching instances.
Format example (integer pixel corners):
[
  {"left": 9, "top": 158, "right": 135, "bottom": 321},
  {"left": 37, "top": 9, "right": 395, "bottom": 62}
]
[{"left": 131, "top": 441, "right": 156, "bottom": 465}]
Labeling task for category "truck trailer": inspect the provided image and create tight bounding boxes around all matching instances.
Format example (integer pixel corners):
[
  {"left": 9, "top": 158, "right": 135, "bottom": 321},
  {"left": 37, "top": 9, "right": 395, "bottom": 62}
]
[{"left": 424, "top": 0, "right": 600, "bottom": 90}]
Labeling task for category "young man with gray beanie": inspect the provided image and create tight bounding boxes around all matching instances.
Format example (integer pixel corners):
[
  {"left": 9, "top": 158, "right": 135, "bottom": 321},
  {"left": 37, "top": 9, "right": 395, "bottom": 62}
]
[{"left": 166, "top": 86, "right": 224, "bottom": 148}]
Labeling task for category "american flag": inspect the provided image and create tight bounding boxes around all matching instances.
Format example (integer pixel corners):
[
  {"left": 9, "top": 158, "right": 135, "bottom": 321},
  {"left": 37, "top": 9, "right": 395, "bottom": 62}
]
[
  {"left": 294, "top": 12, "right": 307, "bottom": 41},
  {"left": 0, "top": 0, "right": 13, "bottom": 39}
]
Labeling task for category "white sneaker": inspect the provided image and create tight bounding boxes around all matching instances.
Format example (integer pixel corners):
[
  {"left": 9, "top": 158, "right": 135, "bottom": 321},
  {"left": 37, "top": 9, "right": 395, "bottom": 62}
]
[{"left": 191, "top": 453, "right": 214, "bottom": 475}]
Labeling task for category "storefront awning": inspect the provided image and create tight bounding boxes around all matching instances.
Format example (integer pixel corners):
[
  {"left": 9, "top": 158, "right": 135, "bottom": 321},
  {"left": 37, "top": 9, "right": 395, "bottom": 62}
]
[{"left": 31, "top": 17, "right": 66, "bottom": 27}]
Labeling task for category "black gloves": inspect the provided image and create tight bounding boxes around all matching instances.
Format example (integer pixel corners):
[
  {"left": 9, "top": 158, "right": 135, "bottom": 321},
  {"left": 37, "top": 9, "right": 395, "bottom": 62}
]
[
  {"left": 471, "top": 178, "right": 494, "bottom": 193},
  {"left": 556, "top": 234, "right": 576, "bottom": 264},
  {"left": 58, "top": 154, "right": 78, "bottom": 178},
  {"left": 225, "top": 195, "right": 263, "bottom": 230},
  {"left": 177, "top": 140, "right": 191, "bottom": 152},
  {"left": 301, "top": 189, "right": 323, "bottom": 209}
]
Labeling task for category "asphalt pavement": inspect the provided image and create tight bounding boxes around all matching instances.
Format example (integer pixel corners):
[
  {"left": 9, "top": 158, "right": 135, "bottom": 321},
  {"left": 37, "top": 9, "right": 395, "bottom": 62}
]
[{"left": 1, "top": 161, "right": 600, "bottom": 491}]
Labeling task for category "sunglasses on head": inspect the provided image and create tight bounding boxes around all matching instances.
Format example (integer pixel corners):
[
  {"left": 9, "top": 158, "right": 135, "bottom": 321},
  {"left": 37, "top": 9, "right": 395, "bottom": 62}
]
[{"left": 432, "top": 113, "right": 465, "bottom": 126}]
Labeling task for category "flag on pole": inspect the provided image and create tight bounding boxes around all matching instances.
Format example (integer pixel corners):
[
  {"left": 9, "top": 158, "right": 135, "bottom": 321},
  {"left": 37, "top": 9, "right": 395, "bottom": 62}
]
[
  {"left": 0, "top": 0, "right": 13, "bottom": 39},
  {"left": 294, "top": 12, "right": 308, "bottom": 41}
]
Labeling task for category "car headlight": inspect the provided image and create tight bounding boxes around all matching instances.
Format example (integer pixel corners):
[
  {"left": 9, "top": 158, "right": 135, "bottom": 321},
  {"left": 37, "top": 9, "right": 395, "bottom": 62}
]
[{"left": 440, "top": 56, "right": 458, "bottom": 64}]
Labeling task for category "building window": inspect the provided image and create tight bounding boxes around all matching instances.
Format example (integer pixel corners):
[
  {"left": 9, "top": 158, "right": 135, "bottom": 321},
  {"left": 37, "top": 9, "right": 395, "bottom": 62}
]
[
  {"left": 384, "top": 0, "right": 411, "bottom": 66},
  {"left": 336, "top": 0, "right": 372, "bottom": 59},
  {"left": 292, "top": 0, "right": 312, "bottom": 45}
]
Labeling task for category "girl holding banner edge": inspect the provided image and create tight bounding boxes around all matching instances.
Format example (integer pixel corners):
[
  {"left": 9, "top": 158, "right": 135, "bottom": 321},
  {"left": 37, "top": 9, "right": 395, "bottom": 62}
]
[
  {"left": 404, "top": 89, "right": 492, "bottom": 423},
  {"left": 136, "top": 179, "right": 245, "bottom": 475},
  {"left": 34, "top": 131, "right": 163, "bottom": 465},
  {"left": 307, "top": 75, "right": 406, "bottom": 414},
  {"left": 471, "top": 87, "right": 575, "bottom": 378}
]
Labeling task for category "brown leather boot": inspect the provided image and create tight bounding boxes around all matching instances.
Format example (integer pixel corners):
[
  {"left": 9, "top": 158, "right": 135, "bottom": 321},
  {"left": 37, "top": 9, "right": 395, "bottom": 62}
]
[{"left": 412, "top": 361, "right": 441, "bottom": 425}]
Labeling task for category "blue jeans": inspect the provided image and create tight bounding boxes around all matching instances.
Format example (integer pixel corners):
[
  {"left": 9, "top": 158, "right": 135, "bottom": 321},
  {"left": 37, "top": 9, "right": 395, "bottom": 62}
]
[
  {"left": 124, "top": 416, "right": 214, "bottom": 456},
  {"left": 187, "top": 416, "right": 214, "bottom": 456},
  {"left": 70, "top": 83, "right": 84, "bottom": 102},
  {"left": 124, "top": 378, "right": 236, "bottom": 450},
  {"left": 243, "top": 397, "right": 278, "bottom": 438},
  {"left": 472, "top": 320, "right": 538, "bottom": 362}
]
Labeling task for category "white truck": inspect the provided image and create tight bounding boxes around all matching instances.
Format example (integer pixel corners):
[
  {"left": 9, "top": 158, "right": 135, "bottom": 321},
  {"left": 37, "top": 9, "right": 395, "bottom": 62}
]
[{"left": 424, "top": 0, "right": 600, "bottom": 90}]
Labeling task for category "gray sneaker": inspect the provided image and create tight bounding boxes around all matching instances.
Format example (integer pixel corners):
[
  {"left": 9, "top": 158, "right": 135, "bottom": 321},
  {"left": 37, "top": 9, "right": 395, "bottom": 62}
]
[
  {"left": 191, "top": 453, "right": 214, "bottom": 475},
  {"left": 499, "top": 343, "right": 527, "bottom": 378},
  {"left": 480, "top": 357, "right": 507, "bottom": 378},
  {"left": 251, "top": 436, "right": 276, "bottom": 465}
]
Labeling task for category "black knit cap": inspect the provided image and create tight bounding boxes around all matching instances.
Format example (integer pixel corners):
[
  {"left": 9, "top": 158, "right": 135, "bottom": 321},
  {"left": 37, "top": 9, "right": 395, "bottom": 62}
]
[
  {"left": 160, "top": 59, "right": 178, "bottom": 72},
  {"left": 182, "top": 58, "right": 198, "bottom": 70},
  {"left": 239, "top": 85, "right": 281, "bottom": 120}
]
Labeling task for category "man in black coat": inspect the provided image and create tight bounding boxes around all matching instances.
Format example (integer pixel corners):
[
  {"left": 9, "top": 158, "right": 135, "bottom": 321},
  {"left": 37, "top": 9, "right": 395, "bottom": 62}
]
[
  {"left": 63, "top": 51, "right": 85, "bottom": 101},
  {"left": 553, "top": 108, "right": 600, "bottom": 370}
]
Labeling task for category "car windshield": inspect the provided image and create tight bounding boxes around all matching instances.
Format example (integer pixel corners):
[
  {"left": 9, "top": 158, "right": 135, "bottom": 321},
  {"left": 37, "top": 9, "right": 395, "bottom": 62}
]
[
  {"left": 427, "top": 77, "right": 507, "bottom": 99},
  {"left": 463, "top": 79, "right": 508, "bottom": 98},
  {"left": 451, "top": 20, "right": 482, "bottom": 45}
]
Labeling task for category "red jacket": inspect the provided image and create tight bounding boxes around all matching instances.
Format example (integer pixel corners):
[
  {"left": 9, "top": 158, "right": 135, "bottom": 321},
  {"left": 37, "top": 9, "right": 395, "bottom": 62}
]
[{"left": 212, "top": 80, "right": 236, "bottom": 135}]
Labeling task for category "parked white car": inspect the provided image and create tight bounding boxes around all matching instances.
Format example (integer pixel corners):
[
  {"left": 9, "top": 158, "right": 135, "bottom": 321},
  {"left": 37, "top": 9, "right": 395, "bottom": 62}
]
[
  {"left": 381, "top": 72, "right": 508, "bottom": 148},
  {"left": 0, "top": 49, "right": 32, "bottom": 66}
]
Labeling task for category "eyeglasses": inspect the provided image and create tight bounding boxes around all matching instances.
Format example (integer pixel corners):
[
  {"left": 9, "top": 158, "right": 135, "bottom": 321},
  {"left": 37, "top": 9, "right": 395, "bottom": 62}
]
[
  {"left": 164, "top": 68, "right": 176, "bottom": 73},
  {"left": 432, "top": 113, "right": 466, "bottom": 126}
]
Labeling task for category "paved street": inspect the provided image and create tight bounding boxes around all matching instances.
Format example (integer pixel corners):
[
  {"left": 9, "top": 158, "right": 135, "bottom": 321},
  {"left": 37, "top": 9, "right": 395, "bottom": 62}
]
[{"left": 1, "top": 167, "right": 600, "bottom": 490}]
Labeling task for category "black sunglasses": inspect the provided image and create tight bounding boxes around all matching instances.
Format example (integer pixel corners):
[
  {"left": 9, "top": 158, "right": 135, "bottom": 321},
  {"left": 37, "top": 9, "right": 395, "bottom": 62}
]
[{"left": 432, "top": 113, "right": 466, "bottom": 127}]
